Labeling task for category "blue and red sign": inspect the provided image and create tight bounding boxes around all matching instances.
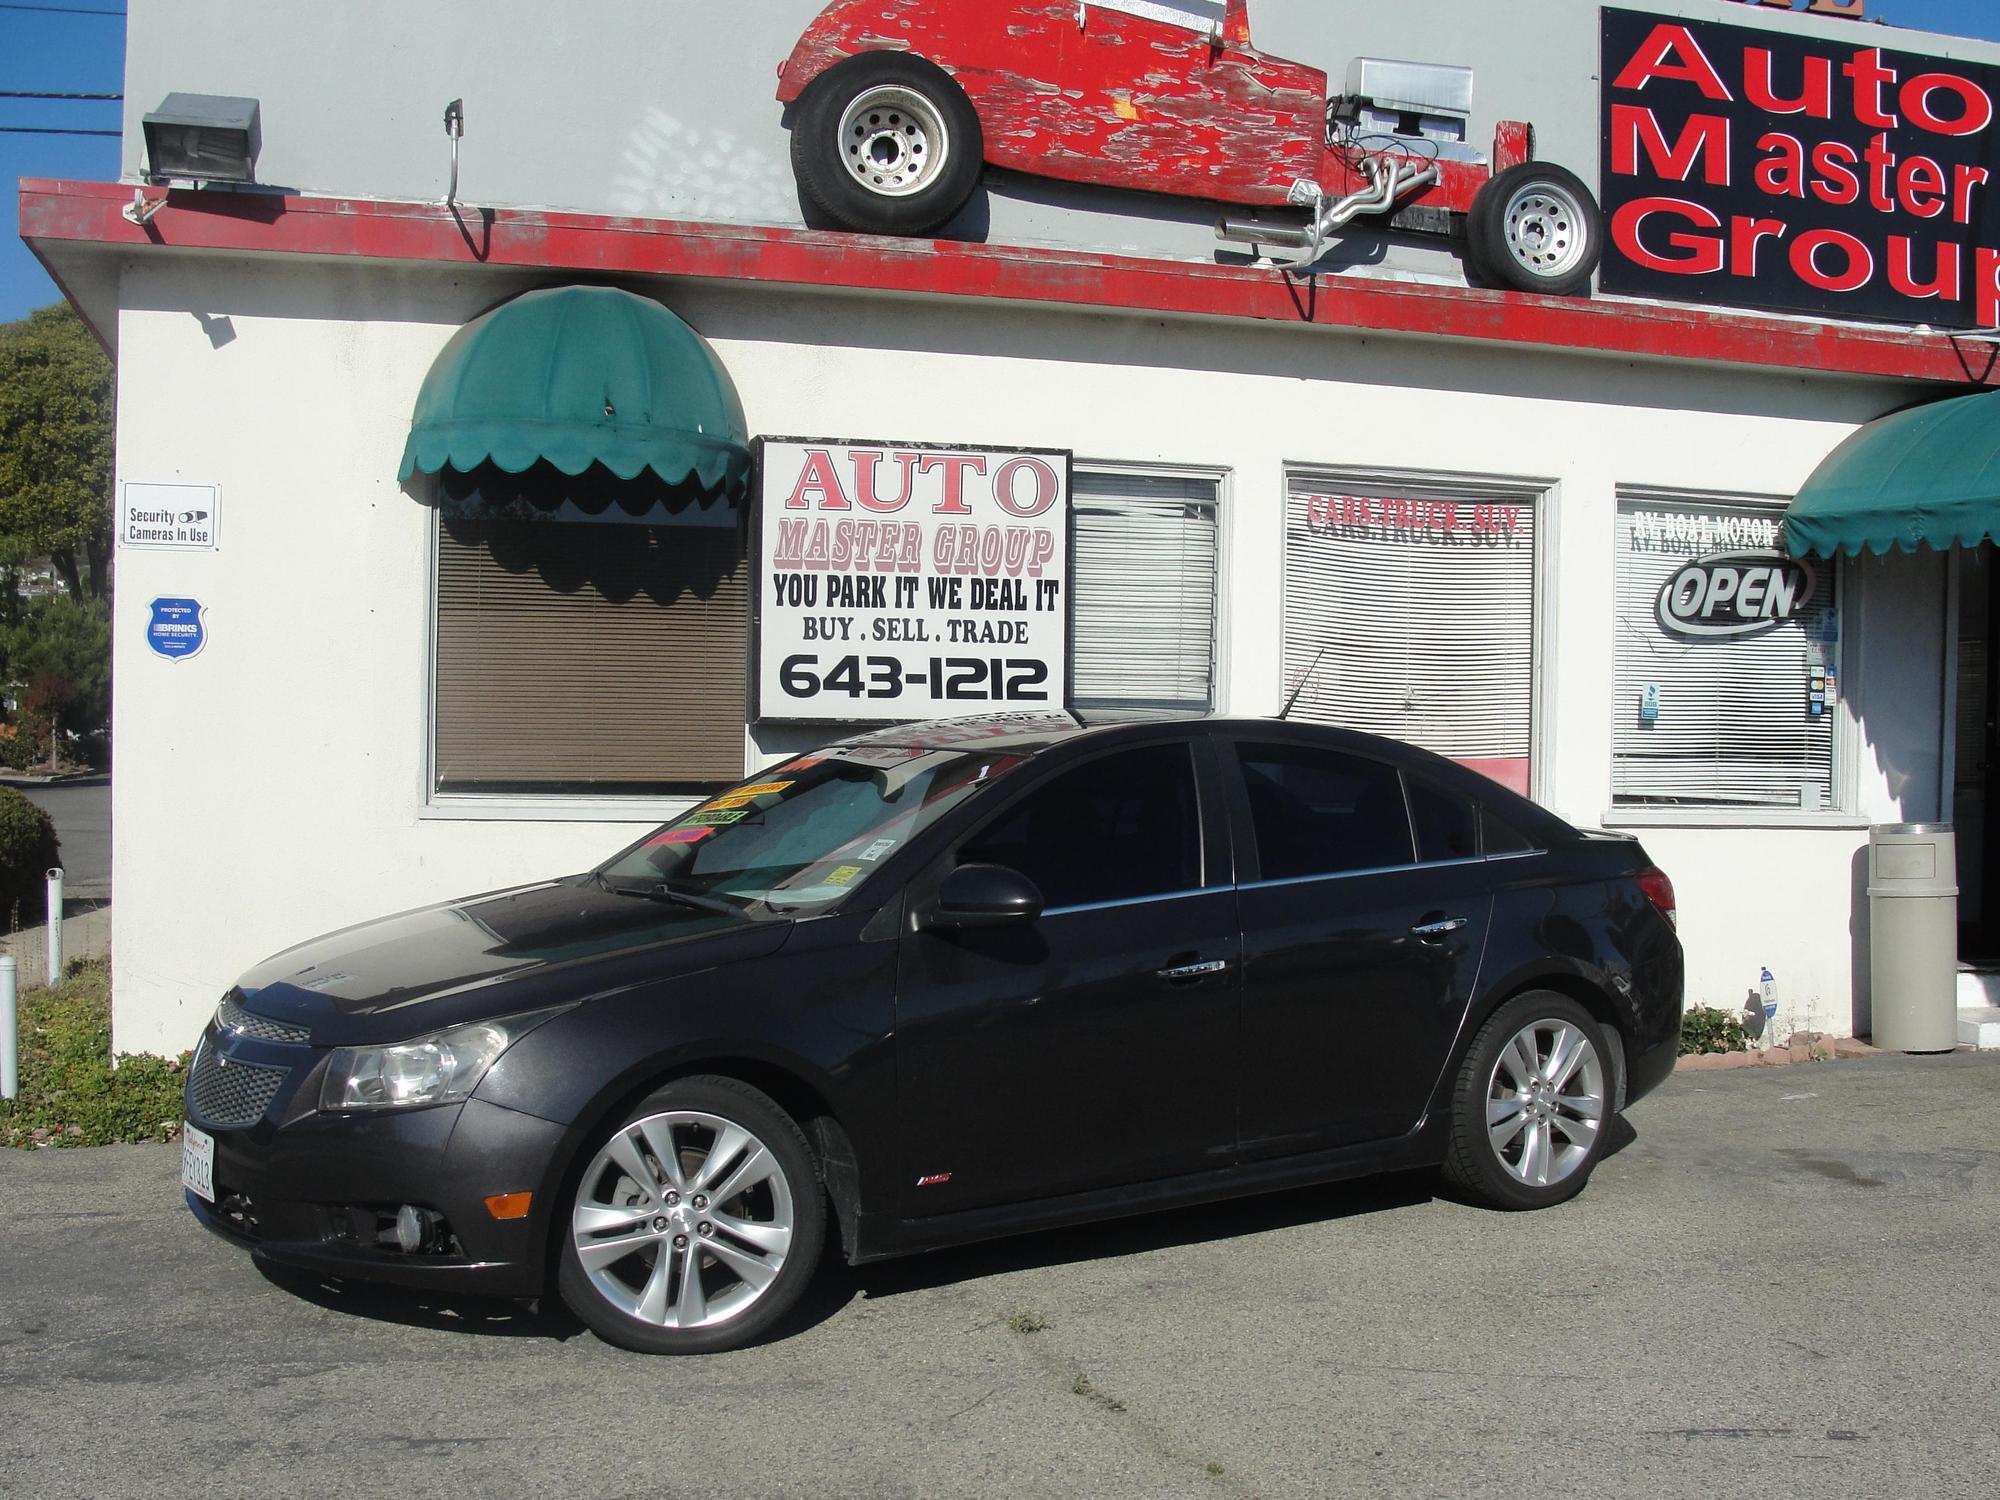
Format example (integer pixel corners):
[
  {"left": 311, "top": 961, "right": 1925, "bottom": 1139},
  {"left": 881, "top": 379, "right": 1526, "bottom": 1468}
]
[{"left": 146, "top": 597, "right": 207, "bottom": 660}]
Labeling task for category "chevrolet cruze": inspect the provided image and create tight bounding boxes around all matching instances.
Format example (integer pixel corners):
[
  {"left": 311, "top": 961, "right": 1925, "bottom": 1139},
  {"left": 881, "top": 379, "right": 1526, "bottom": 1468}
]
[{"left": 182, "top": 713, "right": 1683, "bottom": 1354}]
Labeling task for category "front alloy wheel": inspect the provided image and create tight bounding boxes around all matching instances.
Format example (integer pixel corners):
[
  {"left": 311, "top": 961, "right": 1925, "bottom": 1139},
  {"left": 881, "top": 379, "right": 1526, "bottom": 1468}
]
[
  {"left": 1443, "top": 993, "right": 1613, "bottom": 1210},
  {"left": 558, "top": 1076, "right": 825, "bottom": 1353}
]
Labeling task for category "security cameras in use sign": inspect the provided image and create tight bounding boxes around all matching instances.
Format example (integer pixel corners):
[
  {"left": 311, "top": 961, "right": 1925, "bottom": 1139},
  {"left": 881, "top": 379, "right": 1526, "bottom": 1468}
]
[
  {"left": 1655, "top": 552, "right": 1817, "bottom": 638},
  {"left": 120, "top": 481, "right": 219, "bottom": 549}
]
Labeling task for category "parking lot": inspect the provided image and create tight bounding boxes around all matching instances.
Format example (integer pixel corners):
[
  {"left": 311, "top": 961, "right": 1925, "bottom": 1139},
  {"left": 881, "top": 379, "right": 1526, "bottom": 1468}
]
[{"left": 3, "top": 1053, "right": 1996, "bottom": 1500}]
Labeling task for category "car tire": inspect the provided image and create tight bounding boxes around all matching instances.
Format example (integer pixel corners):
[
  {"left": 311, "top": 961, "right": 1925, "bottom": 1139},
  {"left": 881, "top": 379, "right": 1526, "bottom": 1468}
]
[
  {"left": 558, "top": 1075, "right": 826, "bottom": 1355},
  {"left": 1441, "top": 992, "right": 1614, "bottom": 1211},
  {"left": 791, "top": 50, "right": 985, "bottom": 236},
  {"left": 1465, "top": 162, "right": 1603, "bottom": 297}
]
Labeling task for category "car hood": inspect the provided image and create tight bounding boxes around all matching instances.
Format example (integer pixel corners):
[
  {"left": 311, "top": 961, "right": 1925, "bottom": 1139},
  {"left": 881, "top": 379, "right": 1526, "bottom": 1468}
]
[{"left": 232, "top": 877, "right": 792, "bottom": 1041}]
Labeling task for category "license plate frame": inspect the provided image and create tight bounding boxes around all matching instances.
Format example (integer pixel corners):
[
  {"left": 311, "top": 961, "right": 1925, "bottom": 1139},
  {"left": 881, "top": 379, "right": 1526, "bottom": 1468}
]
[{"left": 181, "top": 1121, "right": 215, "bottom": 1203}]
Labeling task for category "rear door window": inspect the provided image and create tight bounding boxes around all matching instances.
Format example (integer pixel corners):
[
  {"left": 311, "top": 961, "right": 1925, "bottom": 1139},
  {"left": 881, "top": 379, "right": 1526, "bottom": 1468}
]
[
  {"left": 1235, "top": 742, "right": 1415, "bottom": 880},
  {"left": 1406, "top": 776, "right": 1480, "bottom": 863}
]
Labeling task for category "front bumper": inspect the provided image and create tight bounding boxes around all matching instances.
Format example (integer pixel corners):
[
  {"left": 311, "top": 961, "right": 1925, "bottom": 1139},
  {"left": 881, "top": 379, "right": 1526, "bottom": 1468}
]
[{"left": 186, "top": 1054, "right": 572, "bottom": 1298}]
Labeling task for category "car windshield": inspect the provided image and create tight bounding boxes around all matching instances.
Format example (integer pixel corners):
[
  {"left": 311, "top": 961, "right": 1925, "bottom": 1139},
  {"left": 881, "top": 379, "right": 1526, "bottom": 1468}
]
[{"left": 597, "top": 745, "right": 1030, "bottom": 913}]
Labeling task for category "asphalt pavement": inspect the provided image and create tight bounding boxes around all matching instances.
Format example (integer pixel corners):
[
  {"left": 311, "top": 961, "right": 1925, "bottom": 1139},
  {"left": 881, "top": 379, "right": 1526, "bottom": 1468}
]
[
  {"left": 14, "top": 778, "right": 109, "bottom": 901},
  {"left": 2, "top": 1053, "right": 1997, "bottom": 1500}
]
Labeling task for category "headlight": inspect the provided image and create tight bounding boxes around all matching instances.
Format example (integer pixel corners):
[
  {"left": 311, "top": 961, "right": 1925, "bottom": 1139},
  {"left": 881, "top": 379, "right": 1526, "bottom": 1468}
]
[{"left": 320, "top": 1007, "right": 567, "bottom": 1112}]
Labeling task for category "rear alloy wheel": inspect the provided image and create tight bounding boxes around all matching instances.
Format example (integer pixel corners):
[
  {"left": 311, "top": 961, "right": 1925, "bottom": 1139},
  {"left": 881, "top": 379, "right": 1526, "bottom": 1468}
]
[
  {"left": 1442, "top": 992, "right": 1612, "bottom": 1210},
  {"left": 1466, "top": 162, "right": 1604, "bottom": 297},
  {"left": 790, "top": 51, "right": 984, "bottom": 236},
  {"left": 558, "top": 1076, "right": 825, "bottom": 1354}
]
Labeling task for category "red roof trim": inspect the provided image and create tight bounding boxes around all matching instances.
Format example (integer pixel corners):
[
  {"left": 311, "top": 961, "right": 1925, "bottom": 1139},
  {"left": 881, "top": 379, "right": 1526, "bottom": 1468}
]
[{"left": 20, "top": 176, "right": 2000, "bottom": 388}]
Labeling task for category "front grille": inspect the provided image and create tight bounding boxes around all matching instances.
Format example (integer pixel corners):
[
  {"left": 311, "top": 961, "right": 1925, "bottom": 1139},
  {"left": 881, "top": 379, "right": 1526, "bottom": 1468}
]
[
  {"left": 188, "top": 1037, "right": 290, "bottom": 1127},
  {"left": 217, "top": 994, "right": 310, "bottom": 1045}
]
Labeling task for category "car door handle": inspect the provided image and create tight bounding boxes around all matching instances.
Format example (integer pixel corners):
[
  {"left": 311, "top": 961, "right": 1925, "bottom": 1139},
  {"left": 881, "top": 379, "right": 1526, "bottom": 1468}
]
[
  {"left": 1410, "top": 917, "right": 1468, "bottom": 938},
  {"left": 1156, "top": 959, "right": 1230, "bottom": 981}
]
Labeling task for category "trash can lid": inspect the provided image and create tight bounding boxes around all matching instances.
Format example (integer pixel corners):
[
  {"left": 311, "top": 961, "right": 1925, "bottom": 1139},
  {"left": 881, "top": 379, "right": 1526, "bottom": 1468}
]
[{"left": 1872, "top": 822, "right": 1952, "bottom": 836}]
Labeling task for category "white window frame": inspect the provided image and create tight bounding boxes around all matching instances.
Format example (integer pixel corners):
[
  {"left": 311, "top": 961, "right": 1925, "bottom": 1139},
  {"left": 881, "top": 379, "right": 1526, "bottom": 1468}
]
[
  {"left": 1602, "top": 485, "right": 1860, "bottom": 831},
  {"left": 1071, "top": 458, "right": 1233, "bottom": 716},
  {"left": 1277, "top": 463, "right": 1555, "bottom": 805}
]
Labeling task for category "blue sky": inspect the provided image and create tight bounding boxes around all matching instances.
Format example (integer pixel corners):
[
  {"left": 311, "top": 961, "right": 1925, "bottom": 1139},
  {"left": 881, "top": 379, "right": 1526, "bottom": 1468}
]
[{"left": 3, "top": 0, "right": 2000, "bottom": 322}]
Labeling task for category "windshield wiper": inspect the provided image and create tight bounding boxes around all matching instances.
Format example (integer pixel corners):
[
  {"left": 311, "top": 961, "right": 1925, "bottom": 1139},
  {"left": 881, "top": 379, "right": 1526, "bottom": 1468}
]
[{"left": 591, "top": 871, "right": 739, "bottom": 916}]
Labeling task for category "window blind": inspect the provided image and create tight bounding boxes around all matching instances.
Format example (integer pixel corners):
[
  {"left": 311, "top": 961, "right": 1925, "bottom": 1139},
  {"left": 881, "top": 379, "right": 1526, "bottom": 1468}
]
[
  {"left": 1071, "top": 470, "right": 1219, "bottom": 713},
  {"left": 1612, "top": 501, "right": 1837, "bottom": 808},
  {"left": 1280, "top": 474, "right": 1535, "bottom": 767},
  {"left": 434, "top": 512, "right": 748, "bottom": 793}
]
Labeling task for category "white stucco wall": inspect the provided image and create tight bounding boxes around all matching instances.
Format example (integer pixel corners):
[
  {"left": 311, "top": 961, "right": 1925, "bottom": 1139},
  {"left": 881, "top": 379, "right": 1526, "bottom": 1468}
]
[{"left": 111, "top": 255, "right": 1936, "bottom": 1054}]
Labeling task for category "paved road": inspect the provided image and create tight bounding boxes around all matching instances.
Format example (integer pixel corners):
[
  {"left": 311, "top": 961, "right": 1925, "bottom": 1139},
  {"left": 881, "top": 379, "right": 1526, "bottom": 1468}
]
[
  {"left": 16, "top": 779, "right": 109, "bottom": 901},
  {"left": 3, "top": 1054, "right": 1997, "bottom": 1500}
]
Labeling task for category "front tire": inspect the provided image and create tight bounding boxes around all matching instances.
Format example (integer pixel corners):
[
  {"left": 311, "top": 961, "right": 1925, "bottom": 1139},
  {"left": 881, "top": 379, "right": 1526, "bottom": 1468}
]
[
  {"left": 791, "top": 51, "right": 984, "bottom": 236},
  {"left": 1442, "top": 993, "right": 1613, "bottom": 1210},
  {"left": 1466, "top": 162, "right": 1603, "bottom": 297},
  {"left": 558, "top": 1075, "right": 826, "bottom": 1354}
]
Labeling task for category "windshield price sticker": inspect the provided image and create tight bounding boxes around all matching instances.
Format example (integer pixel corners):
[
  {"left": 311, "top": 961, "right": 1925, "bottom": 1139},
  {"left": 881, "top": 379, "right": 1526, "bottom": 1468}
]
[{"left": 756, "top": 439, "right": 1071, "bottom": 723}]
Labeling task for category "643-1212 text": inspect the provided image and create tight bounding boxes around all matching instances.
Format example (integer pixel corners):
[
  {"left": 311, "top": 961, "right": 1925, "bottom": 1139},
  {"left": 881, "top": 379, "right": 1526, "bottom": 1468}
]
[{"left": 780, "top": 654, "right": 1051, "bottom": 702}]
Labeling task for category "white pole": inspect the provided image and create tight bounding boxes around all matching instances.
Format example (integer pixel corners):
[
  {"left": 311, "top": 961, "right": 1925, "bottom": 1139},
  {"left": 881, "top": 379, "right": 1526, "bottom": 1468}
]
[
  {"left": 1, "top": 954, "right": 17, "bottom": 1101},
  {"left": 45, "top": 867, "right": 64, "bottom": 988}
]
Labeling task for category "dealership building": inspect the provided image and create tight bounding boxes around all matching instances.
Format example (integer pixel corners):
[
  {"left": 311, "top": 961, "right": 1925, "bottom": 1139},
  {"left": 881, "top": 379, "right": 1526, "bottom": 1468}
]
[{"left": 20, "top": 0, "right": 2000, "bottom": 1054}]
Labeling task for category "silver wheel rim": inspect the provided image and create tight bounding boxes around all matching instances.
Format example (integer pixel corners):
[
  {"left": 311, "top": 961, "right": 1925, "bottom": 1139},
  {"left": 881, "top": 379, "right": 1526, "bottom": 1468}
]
[
  {"left": 1500, "top": 181, "right": 1588, "bottom": 281},
  {"left": 838, "top": 84, "right": 949, "bottom": 198},
  {"left": 1485, "top": 1019, "right": 1605, "bottom": 1188},
  {"left": 572, "top": 1109, "right": 795, "bottom": 1330}
]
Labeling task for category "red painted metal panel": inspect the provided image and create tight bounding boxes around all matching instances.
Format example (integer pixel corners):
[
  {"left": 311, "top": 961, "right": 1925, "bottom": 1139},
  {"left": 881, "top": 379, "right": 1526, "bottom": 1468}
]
[
  {"left": 19, "top": 178, "right": 1998, "bottom": 388},
  {"left": 779, "top": 0, "right": 1326, "bottom": 207}
]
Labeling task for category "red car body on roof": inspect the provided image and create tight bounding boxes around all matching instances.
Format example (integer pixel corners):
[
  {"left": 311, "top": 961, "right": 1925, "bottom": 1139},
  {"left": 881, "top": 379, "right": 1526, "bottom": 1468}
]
[
  {"left": 776, "top": 0, "right": 1604, "bottom": 296},
  {"left": 778, "top": 0, "right": 1335, "bottom": 208}
]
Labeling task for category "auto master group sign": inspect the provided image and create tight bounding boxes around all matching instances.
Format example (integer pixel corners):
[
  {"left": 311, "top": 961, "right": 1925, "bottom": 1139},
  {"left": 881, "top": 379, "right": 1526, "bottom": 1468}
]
[
  {"left": 1600, "top": 7, "right": 2000, "bottom": 326},
  {"left": 755, "top": 438, "right": 1071, "bottom": 722}
]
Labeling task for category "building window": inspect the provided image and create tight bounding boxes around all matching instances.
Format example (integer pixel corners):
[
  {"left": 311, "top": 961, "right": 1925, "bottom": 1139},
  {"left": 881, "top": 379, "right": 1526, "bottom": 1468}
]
[
  {"left": 1612, "top": 494, "right": 1840, "bottom": 811},
  {"left": 430, "top": 465, "right": 748, "bottom": 797},
  {"left": 1070, "top": 467, "right": 1221, "bottom": 714},
  {"left": 1281, "top": 469, "right": 1539, "bottom": 795}
]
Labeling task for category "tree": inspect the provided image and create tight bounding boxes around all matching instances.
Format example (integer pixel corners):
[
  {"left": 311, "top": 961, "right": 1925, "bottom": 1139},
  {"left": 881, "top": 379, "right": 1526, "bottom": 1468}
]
[
  {"left": 0, "top": 593, "right": 111, "bottom": 769},
  {"left": 0, "top": 303, "right": 114, "bottom": 601}
]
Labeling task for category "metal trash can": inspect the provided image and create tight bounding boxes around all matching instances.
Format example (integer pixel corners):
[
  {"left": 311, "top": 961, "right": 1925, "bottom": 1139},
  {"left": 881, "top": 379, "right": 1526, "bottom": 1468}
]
[{"left": 1868, "top": 823, "right": 1959, "bottom": 1053}]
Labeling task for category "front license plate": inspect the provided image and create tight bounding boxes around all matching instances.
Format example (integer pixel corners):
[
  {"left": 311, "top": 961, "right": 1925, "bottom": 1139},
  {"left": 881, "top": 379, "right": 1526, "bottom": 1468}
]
[{"left": 181, "top": 1122, "right": 215, "bottom": 1203}]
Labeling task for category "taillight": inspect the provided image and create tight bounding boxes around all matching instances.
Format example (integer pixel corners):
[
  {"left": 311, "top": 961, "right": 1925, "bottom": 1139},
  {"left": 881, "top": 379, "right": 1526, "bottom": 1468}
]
[{"left": 1636, "top": 865, "right": 1676, "bottom": 928}]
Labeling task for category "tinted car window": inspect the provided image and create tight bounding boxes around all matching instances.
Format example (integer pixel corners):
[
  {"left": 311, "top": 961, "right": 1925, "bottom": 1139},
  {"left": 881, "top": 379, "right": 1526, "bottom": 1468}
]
[
  {"left": 1481, "top": 805, "right": 1539, "bottom": 855},
  {"left": 960, "top": 742, "right": 1201, "bottom": 909},
  {"left": 1407, "top": 776, "right": 1479, "bottom": 862},
  {"left": 1237, "top": 743, "right": 1414, "bottom": 880}
]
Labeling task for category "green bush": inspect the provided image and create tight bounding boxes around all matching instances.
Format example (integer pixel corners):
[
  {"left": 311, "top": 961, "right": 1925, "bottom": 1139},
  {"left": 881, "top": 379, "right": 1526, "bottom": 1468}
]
[
  {"left": 0, "top": 785, "right": 58, "bottom": 925},
  {"left": 0, "top": 962, "right": 190, "bottom": 1147},
  {"left": 1679, "top": 1005, "right": 1749, "bottom": 1056}
]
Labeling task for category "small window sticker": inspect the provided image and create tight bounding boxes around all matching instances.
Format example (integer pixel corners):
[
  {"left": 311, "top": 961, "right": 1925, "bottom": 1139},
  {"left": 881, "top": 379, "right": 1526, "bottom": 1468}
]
[
  {"left": 647, "top": 827, "right": 715, "bottom": 847},
  {"left": 823, "top": 865, "right": 864, "bottom": 887},
  {"left": 859, "top": 839, "right": 897, "bottom": 862},
  {"left": 682, "top": 809, "right": 749, "bottom": 827}
]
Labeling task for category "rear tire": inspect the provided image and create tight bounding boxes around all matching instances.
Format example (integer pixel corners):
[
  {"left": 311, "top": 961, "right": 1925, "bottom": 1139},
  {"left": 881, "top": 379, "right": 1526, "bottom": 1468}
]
[
  {"left": 1442, "top": 992, "right": 1613, "bottom": 1210},
  {"left": 558, "top": 1075, "right": 825, "bottom": 1354},
  {"left": 790, "top": 51, "right": 984, "bottom": 236},
  {"left": 1466, "top": 162, "right": 1603, "bottom": 297}
]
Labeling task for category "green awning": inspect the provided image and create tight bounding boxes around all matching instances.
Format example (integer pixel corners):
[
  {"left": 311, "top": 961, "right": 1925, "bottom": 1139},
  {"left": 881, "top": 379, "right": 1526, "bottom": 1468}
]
[
  {"left": 1785, "top": 389, "right": 2000, "bottom": 558},
  {"left": 397, "top": 285, "right": 751, "bottom": 496}
]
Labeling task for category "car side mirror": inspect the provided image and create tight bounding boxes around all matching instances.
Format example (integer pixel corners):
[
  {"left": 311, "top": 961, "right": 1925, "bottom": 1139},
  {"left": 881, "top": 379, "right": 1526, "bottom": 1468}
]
[{"left": 924, "top": 862, "right": 1044, "bottom": 931}]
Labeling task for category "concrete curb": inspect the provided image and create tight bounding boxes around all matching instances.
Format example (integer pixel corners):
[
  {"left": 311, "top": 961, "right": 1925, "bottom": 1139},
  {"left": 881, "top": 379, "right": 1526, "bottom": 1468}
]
[{"left": 1676, "top": 1032, "right": 1884, "bottom": 1071}]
